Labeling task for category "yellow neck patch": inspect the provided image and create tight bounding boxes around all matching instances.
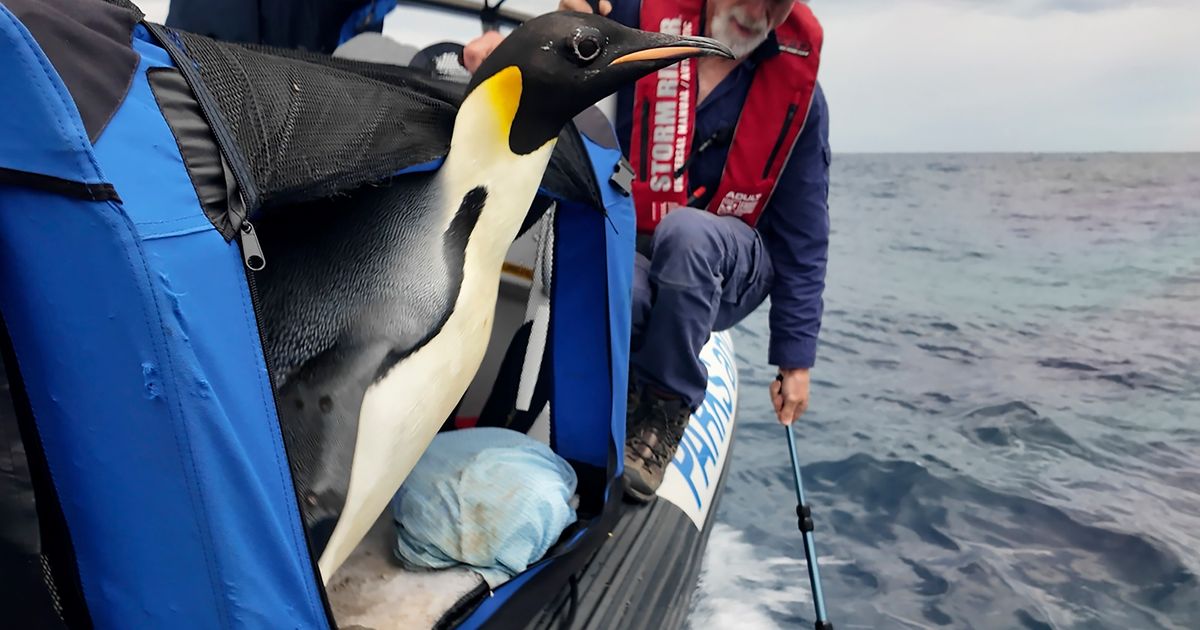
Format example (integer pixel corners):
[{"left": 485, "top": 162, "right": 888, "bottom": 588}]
[{"left": 477, "top": 65, "right": 523, "bottom": 146}]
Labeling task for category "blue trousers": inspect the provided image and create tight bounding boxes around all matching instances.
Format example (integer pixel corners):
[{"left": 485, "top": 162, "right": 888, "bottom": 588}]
[{"left": 631, "top": 208, "right": 774, "bottom": 409}]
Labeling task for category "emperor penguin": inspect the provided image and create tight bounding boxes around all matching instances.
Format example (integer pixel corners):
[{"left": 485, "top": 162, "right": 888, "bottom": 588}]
[{"left": 251, "top": 11, "right": 733, "bottom": 581}]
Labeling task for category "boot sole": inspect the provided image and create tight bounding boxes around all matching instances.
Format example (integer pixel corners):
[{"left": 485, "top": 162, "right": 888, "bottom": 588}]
[{"left": 621, "top": 473, "right": 658, "bottom": 504}]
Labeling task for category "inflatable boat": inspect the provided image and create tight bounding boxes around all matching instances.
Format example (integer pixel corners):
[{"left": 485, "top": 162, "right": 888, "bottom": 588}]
[{"left": 0, "top": 0, "right": 740, "bottom": 627}]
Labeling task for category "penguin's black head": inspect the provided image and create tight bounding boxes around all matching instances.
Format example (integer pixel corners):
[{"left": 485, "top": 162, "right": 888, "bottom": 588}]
[{"left": 465, "top": 12, "right": 733, "bottom": 155}]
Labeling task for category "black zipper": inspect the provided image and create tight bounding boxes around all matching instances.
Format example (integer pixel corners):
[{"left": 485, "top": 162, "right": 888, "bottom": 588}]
[
  {"left": 238, "top": 216, "right": 266, "bottom": 272},
  {"left": 142, "top": 22, "right": 337, "bottom": 624},
  {"left": 673, "top": 126, "right": 732, "bottom": 179},
  {"left": 144, "top": 24, "right": 260, "bottom": 226},
  {"left": 638, "top": 98, "right": 650, "bottom": 181},
  {"left": 240, "top": 255, "right": 339, "bottom": 626},
  {"left": 232, "top": 191, "right": 338, "bottom": 627},
  {"left": 762, "top": 103, "right": 799, "bottom": 179}
]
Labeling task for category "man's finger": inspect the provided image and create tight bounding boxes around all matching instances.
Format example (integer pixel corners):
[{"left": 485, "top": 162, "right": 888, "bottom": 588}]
[
  {"left": 770, "top": 381, "right": 785, "bottom": 419},
  {"left": 463, "top": 31, "right": 504, "bottom": 73},
  {"left": 794, "top": 396, "right": 809, "bottom": 421},
  {"left": 780, "top": 395, "right": 802, "bottom": 426},
  {"left": 559, "top": 0, "right": 597, "bottom": 13}
]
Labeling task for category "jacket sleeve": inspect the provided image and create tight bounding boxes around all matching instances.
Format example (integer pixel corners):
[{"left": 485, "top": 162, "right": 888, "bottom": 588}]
[
  {"left": 756, "top": 82, "right": 830, "bottom": 370},
  {"left": 607, "top": 0, "right": 638, "bottom": 27}
]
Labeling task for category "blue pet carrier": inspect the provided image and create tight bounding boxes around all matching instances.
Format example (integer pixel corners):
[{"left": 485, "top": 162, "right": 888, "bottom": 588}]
[{"left": 0, "top": 1, "right": 740, "bottom": 628}]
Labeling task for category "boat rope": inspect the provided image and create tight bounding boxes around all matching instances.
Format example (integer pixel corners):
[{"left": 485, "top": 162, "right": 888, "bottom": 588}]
[{"left": 786, "top": 422, "right": 833, "bottom": 630}]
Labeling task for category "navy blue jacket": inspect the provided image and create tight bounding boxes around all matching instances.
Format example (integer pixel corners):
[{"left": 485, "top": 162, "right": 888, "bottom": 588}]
[{"left": 609, "top": 1, "right": 831, "bottom": 369}]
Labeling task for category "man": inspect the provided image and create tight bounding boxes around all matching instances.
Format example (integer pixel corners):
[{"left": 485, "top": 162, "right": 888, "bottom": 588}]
[{"left": 465, "top": 0, "right": 829, "bottom": 503}]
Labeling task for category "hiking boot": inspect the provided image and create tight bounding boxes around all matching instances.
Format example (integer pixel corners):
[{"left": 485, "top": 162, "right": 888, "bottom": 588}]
[
  {"left": 623, "top": 391, "right": 692, "bottom": 503},
  {"left": 626, "top": 380, "right": 644, "bottom": 422}
]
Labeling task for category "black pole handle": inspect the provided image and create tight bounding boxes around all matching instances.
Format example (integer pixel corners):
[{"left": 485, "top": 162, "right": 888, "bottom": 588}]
[{"left": 480, "top": 0, "right": 504, "bottom": 32}]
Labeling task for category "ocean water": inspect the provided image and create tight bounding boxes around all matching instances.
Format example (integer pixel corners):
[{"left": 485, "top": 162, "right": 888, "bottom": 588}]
[{"left": 688, "top": 154, "right": 1200, "bottom": 629}]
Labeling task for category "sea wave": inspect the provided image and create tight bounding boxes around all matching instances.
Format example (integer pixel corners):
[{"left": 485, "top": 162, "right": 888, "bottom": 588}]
[{"left": 691, "top": 154, "right": 1200, "bottom": 629}]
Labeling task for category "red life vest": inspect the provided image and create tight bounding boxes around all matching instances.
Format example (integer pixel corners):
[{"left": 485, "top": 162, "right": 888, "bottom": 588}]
[{"left": 627, "top": 0, "right": 823, "bottom": 233}]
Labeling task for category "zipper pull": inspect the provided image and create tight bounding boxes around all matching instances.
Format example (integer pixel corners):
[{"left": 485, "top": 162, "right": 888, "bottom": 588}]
[{"left": 240, "top": 221, "right": 266, "bottom": 271}]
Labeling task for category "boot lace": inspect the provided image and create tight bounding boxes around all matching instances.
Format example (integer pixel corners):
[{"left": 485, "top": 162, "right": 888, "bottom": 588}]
[{"left": 630, "top": 398, "right": 689, "bottom": 468}]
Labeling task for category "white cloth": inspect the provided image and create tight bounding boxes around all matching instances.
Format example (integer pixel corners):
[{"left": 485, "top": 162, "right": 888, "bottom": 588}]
[{"left": 391, "top": 427, "right": 577, "bottom": 587}]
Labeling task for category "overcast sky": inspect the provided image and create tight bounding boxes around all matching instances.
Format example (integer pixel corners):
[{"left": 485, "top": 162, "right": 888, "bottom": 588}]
[
  {"left": 815, "top": 0, "right": 1200, "bottom": 152},
  {"left": 141, "top": 0, "right": 1199, "bottom": 152}
]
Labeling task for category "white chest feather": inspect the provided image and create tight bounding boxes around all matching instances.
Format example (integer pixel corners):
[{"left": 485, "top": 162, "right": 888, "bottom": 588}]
[{"left": 318, "top": 76, "right": 556, "bottom": 580}]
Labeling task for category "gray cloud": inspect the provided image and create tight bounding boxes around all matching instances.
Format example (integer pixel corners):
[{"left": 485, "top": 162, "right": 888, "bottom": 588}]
[
  {"left": 824, "top": 0, "right": 1182, "bottom": 17},
  {"left": 818, "top": 0, "right": 1200, "bottom": 151}
]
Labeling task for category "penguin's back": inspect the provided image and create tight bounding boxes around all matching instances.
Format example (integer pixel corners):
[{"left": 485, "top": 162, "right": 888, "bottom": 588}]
[
  {"left": 251, "top": 172, "right": 471, "bottom": 540},
  {"left": 256, "top": 173, "right": 454, "bottom": 382}
]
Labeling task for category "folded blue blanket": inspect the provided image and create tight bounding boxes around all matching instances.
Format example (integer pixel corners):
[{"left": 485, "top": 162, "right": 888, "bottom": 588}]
[{"left": 392, "top": 427, "right": 578, "bottom": 586}]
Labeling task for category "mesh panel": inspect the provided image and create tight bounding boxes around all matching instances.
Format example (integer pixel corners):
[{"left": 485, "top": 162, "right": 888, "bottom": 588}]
[
  {"left": 167, "top": 31, "right": 601, "bottom": 212},
  {"left": 542, "top": 120, "right": 602, "bottom": 211},
  {"left": 105, "top": 0, "right": 142, "bottom": 20},
  {"left": 239, "top": 43, "right": 465, "bottom": 103},
  {"left": 174, "top": 31, "right": 457, "bottom": 208}
]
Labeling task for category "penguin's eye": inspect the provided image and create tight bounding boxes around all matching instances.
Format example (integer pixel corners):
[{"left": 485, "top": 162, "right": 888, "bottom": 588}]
[{"left": 568, "top": 27, "right": 603, "bottom": 65}]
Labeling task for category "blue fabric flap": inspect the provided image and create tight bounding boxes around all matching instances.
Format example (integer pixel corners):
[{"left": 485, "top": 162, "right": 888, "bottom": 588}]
[
  {"left": 0, "top": 20, "right": 329, "bottom": 630},
  {"left": 0, "top": 4, "right": 106, "bottom": 187}
]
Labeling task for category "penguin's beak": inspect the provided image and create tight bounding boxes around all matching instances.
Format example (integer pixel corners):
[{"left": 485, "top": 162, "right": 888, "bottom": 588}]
[{"left": 609, "top": 34, "right": 734, "bottom": 66}]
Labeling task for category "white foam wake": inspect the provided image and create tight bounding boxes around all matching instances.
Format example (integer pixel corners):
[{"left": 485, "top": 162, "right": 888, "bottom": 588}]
[{"left": 688, "top": 523, "right": 846, "bottom": 629}]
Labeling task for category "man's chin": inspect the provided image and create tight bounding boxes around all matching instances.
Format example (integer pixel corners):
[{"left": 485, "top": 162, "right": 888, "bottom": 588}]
[
  {"left": 712, "top": 15, "right": 769, "bottom": 58},
  {"left": 724, "top": 35, "right": 766, "bottom": 59}
]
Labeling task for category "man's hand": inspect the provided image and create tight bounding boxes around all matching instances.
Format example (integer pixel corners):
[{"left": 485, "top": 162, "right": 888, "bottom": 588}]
[
  {"left": 463, "top": 30, "right": 506, "bottom": 73},
  {"left": 770, "top": 368, "right": 810, "bottom": 426},
  {"left": 463, "top": 0, "right": 612, "bottom": 73},
  {"left": 558, "top": 0, "right": 612, "bottom": 15}
]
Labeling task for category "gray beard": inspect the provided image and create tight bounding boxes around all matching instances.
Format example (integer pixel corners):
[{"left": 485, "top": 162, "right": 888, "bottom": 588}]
[{"left": 710, "top": 13, "right": 768, "bottom": 59}]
